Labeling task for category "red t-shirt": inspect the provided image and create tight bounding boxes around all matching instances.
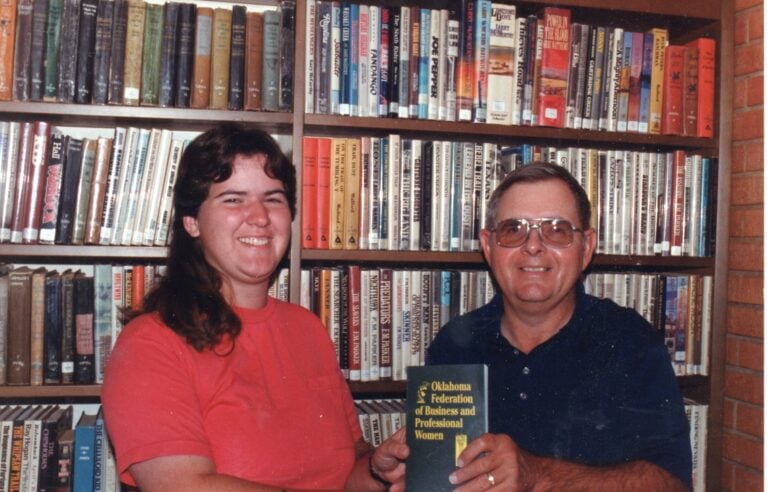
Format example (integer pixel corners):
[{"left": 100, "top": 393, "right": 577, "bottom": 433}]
[{"left": 102, "top": 298, "right": 361, "bottom": 489}]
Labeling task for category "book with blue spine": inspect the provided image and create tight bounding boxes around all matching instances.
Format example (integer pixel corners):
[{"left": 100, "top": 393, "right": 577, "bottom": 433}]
[
  {"left": 73, "top": 412, "right": 97, "bottom": 492},
  {"left": 638, "top": 31, "right": 654, "bottom": 133},
  {"left": 348, "top": 2, "right": 359, "bottom": 116},
  {"left": 417, "top": 8, "right": 430, "bottom": 119},
  {"left": 339, "top": 2, "right": 351, "bottom": 115},
  {"left": 330, "top": 1, "right": 341, "bottom": 114}
]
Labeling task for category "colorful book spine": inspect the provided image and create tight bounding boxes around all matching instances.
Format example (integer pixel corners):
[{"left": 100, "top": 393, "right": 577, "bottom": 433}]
[{"left": 537, "top": 7, "right": 571, "bottom": 127}]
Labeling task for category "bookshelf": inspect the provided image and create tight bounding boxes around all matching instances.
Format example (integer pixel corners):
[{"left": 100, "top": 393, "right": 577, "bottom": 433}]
[{"left": 0, "top": 0, "right": 732, "bottom": 490}]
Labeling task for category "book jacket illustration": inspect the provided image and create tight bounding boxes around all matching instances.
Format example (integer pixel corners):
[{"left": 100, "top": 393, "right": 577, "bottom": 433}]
[{"left": 406, "top": 363, "right": 488, "bottom": 491}]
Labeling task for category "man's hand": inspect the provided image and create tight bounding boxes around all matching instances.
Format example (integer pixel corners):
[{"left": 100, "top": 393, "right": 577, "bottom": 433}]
[
  {"left": 370, "top": 427, "right": 409, "bottom": 491},
  {"left": 449, "top": 433, "right": 536, "bottom": 491}
]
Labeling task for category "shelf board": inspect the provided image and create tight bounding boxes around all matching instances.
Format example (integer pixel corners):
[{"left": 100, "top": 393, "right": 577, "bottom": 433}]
[
  {"left": 304, "top": 115, "right": 717, "bottom": 152},
  {"left": 0, "top": 102, "right": 294, "bottom": 132},
  {"left": 0, "top": 244, "right": 168, "bottom": 261},
  {"left": 0, "top": 385, "right": 101, "bottom": 400}
]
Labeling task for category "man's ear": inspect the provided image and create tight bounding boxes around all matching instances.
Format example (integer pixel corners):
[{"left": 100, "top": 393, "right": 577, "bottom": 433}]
[{"left": 182, "top": 216, "right": 201, "bottom": 237}]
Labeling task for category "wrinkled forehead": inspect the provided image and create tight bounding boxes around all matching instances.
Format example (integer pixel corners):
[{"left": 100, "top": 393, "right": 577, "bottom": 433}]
[{"left": 496, "top": 180, "right": 580, "bottom": 222}]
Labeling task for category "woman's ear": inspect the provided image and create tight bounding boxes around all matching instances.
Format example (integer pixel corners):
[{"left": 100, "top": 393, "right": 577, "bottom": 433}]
[{"left": 182, "top": 216, "right": 201, "bottom": 237}]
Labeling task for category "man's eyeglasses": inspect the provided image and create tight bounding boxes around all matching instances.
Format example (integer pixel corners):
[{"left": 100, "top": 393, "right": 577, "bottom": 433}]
[{"left": 489, "top": 218, "right": 585, "bottom": 248}]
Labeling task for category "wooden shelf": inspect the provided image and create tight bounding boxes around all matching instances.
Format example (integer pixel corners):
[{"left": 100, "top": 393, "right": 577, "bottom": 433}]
[
  {"left": 304, "top": 115, "right": 718, "bottom": 152},
  {"left": 0, "top": 102, "right": 294, "bottom": 133},
  {"left": 0, "top": 244, "right": 168, "bottom": 261}
]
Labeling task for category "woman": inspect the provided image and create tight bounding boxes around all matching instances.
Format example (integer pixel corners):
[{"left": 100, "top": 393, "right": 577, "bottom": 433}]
[{"left": 102, "top": 123, "right": 407, "bottom": 491}]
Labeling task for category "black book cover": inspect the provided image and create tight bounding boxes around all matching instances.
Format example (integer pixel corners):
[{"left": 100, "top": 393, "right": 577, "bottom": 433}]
[
  {"left": 157, "top": 1, "right": 179, "bottom": 107},
  {"left": 387, "top": 9, "right": 400, "bottom": 117},
  {"left": 74, "top": 0, "right": 98, "bottom": 104},
  {"left": 29, "top": 0, "right": 49, "bottom": 100},
  {"left": 12, "top": 0, "right": 34, "bottom": 101},
  {"left": 73, "top": 274, "right": 94, "bottom": 384},
  {"left": 43, "top": 0, "right": 63, "bottom": 101},
  {"left": 278, "top": 0, "right": 294, "bottom": 111},
  {"left": 57, "top": 0, "right": 81, "bottom": 103},
  {"left": 173, "top": 2, "right": 195, "bottom": 107},
  {"left": 43, "top": 271, "right": 62, "bottom": 384},
  {"left": 227, "top": 4, "right": 245, "bottom": 110},
  {"left": 406, "top": 364, "right": 488, "bottom": 491},
  {"left": 106, "top": 0, "right": 127, "bottom": 104},
  {"left": 38, "top": 405, "right": 73, "bottom": 489},
  {"left": 54, "top": 137, "right": 83, "bottom": 244},
  {"left": 91, "top": 0, "right": 115, "bottom": 105},
  {"left": 59, "top": 270, "right": 78, "bottom": 384},
  {"left": 420, "top": 141, "right": 433, "bottom": 250}
]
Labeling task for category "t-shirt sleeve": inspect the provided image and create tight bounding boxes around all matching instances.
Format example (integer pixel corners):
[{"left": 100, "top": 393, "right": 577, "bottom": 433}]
[{"left": 101, "top": 315, "right": 213, "bottom": 486}]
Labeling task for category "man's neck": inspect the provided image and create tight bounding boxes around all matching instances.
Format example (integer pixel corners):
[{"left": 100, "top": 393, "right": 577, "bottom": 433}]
[{"left": 499, "top": 298, "right": 577, "bottom": 354}]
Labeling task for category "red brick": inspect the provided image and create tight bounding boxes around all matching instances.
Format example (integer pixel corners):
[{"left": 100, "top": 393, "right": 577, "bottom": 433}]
[
  {"left": 726, "top": 273, "right": 763, "bottom": 304},
  {"left": 723, "top": 431, "right": 763, "bottom": 469},
  {"left": 735, "top": 402, "right": 764, "bottom": 438},
  {"left": 721, "top": 460, "right": 736, "bottom": 491},
  {"left": 747, "top": 75, "right": 764, "bottom": 106},
  {"left": 730, "top": 173, "right": 764, "bottom": 205},
  {"left": 736, "top": 337, "right": 764, "bottom": 371},
  {"left": 726, "top": 336, "right": 739, "bottom": 365},
  {"left": 743, "top": 141, "right": 764, "bottom": 172},
  {"left": 724, "top": 399, "right": 737, "bottom": 428},
  {"left": 729, "top": 207, "right": 763, "bottom": 238},
  {"left": 735, "top": 43, "right": 764, "bottom": 76},
  {"left": 732, "top": 108, "right": 764, "bottom": 140},
  {"left": 733, "top": 78, "right": 748, "bottom": 108},
  {"left": 728, "top": 240, "right": 764, "bottom": 271},
  {"left": 735, "top": 14, "right": 749, "bottom": 45},
  {"left": 724, "top": 369, "right": 763, "bottom": 404},
  {"left": 727, "top": 304, "right": 764, "bottom": 338},
  {"left": 733, "top": 465, "right": 764, "bottom": 491},
  {"left": 747, "top": 6, "right": 764, "bottom": 41}
]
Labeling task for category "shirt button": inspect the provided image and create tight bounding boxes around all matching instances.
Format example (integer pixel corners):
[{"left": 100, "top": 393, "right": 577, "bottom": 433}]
[
  {"left": 519, "top": 392, "right": 528, "bottom": 400},
  {"left": 513, "top": 349, "right": 520, "bottom": 356},
  {"left": 522, "top": 367, "right": 530, "bottom": 375}
]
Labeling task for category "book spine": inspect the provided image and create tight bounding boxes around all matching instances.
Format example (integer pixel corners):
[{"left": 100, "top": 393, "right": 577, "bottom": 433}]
[
  {"left": 396, "top": 5, "right": 409, "bottom": 118},
  {"left": 648, "top": 27, "right": 668, "bottom": 134},
  {"left": 74, "top": 0, "right": 99, "bottom": 104},
  {"left": 261, "top": 9, "right": 280, "bottom": 111},
  {"left": 43, "top": 272, "right": 61, "bottom": 383},
  {"left": 227, "top": 5, "right": 246, "bottom": 110},
  {"left": 616, "top": 31, "right": 633, "bottom": 132},
  {"left": 209, "top": 7, "right": 232, "bottom": 109},
  {"left": 243, "top": 11, "right": 263, "bottom": 110},
  {"left": 106, "top": 0, "right": 127, "bottom": 104},
  {"left": 537, "top": 7, "right": 570, "bottom": 127},
  {"left": 357, "top": 4, "right": 369, "bottom": 117},
  {"left": 122, "top": 0, "right": 146, "bottom": 106},
  {"left": 91, "top": 0, "right": 116, "bottom": 105},
  {"left": 472, "top": 1, "right": 490, "bottom": 123},
  {"left": 84, "top": 137, "right": 113, "bottom": 244},
  {"left": 682, "top": 45, "right": 699, "bottom": 137},
  {"left": 387, "top": 9, "right": 400, "bottom": 117},
  {"left": 38, "top": 132, "right": 64, "bottom": 244},
  {"left": 329, "top": 2, "right": 341, "bottom": 114},
  {"left": 378, "top": 6, "right": 390, "bottom": 117},
  {"left": 279, "top": 0, "right": 295, "bottom": 111},
  {"left": 190, "top": 6, "right": 213, "bottom": 108},
  {"left": 173, "top": 2, "right": 196, "bottom": 107},
  {"left": 157, "top": 2, "right": 179, "bottom": 107},
  {"left": 304, "top": 0, "right": 315, "bottom": 113},
  {"left": 9, "top": 122, "right": 35, "bottom": 244},
  {"left": 416, "top": 8, "right": 429, "bottom": 119},
  {"left": 301, "top": 137, "right": 318, "bottom": 249},
  {"left": 12, "top": 0, "right": 33, "bottom": 101},
  {"left": 456, "top": 0, "right": 474, "bottom": 121},
  {"left": 70, "top": 139, "right": 97, "bottom": 244},
  {"left": 661, "top": 44, "right": 684, "bottom": 135},
  {"left": 688, "top": 38, "right": 715, "bottom": 138},
  {"left": 21, "top": 121, "right": 51, "bottom": 243},
  {"left": 29, "top": 0, "right": 48, "bottom": 100},
  {"left": 139, "top": 2, "right": 164, "bottom": 106},
  {"left": 626, "top": 31, "right": 644, "bottom": 132},
  {"left": 368, "top": 6, "right": 380, "bottom": 118},
  {"left": 0, "top": 0, "right": 16, "bottom": 101}
]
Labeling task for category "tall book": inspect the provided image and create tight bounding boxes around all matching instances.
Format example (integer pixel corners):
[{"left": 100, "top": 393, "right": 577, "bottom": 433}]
[
  {"left": 261, "top": 9, "right": 280, "bottom": 111},
  {"left": 279, "top": 0, "right": 295, "bottom": 112},
  {"left": 637, "top": 31, "right": 654, "bottom": 133},
  {"left": 456, "top": 0, "right": 474, "bottom": 121},
  {"left": 73, "top": 274, "right": 95, "bottom": 384},
  {"left": 139, "top": 129, "right": 172, "bottom": 245},
  {"left": 12, "top": 0, "right": 34, "bottom": 101},
  {"left": 29, "top": 0, "right": 48, "bottom": 100},
  {"left": 227, "top": 5, "right": 246, "bottom": 110},
  {"left": 74, "top": 0, "right": 98, "bottom": 104},
  {"left": 329, "top": 137, "right": 347, "bottom": 250},
  {"left": 686, "top": 37, "right": 716, "bottom": 138},
  {"left": 208, "top": 7, "right": 231, "bottom": 109},
  {"left": 681, "top": 45, "right": 699, "bottom": 137},
  {"left": 0, "top": 0, "right": 16, "bottom": 100},
  {"left": 190, "top": 6, "right": 213, "bottom": 108},
  {"left": 537, "top": 7, "right": 570, "bottom": 127},
  {"left": 344, "top": 138, "right": 360, "bottom": 250},
  {"left": 157, "top": 1, "right": 179, "bottom": 107},
  {"left": 485, "top": 3, "right": 515, "bottom": 125},
  {"left": 472, "top": 0, "right": 490, "bottom": 123},
  {"left": 69, "top": 139, "right": 97, "bottom": 245},
  {"left": 316, "top": 136, "right": 331, "bottom": 249},
  {"left": 8, "top": 267, "right": 34, "bottom": 385},
  {"left": 647, "top": 27, "right": 668, "bottom": 134},
  {"left": 56, "top": 0, "right": 80, "bottom": 102},
  {"left": 83, "top": 137, "right": 113, "bottom": 244},
  {"left": 54, "top": 137, "right": 83, "bottom": 244},
  {"left": 173, "top": 2, "right": 195, "bottom": 107},
  {"left": 152, "top": 137, "right": 183, "bottom": 246},
  {"left": 91, "top": 0, "right": 116, "bottom": 105},
  {"left": 43, "top": 0, "right": 62, "bottom": 101},
  {"left": 122, "top": 0, "right": 146, "bottom": 106},
  {"left": 59, "top": 269, "right": 79, "bottom": 384},
  {"left": 661, "top": 44, "right": 684, "bottom": 136},
  {"left": 139, "top": 1, "right": 164, "bottom": 106},
  {"left": 30, "top": 268, "right": 50, "bottom": 385},
  {"left": 43, "top": 270, "right": 62, "bottom": 384},
  {"left": 626, "top": 31, "right": 644, "bottom": 132},
  {"left": 39, "top": 132, "right": 66, "bottom": 244},
  {"left": 406, "top": 364, "right": 488, "bottom": 491},
  {"left": 0, "top": 264, "right": 9, "bottom": 384},
  {"left": 8, "top": 122, "right": 35, "bottom": 244},
  {"left": 616, "top": 31, "right": 634, "bottom": 132},
  {"left": 106, "top": 0, "right": 128, "bottom": 104},
  {"left": 21, "top": 121, "right": 51, "bottom": 244},
  {"left": 97, "top": 127, "right": 125, "bottom": 244},
  {"left": 301, "top": 136, "right": 318, "bottom": 249},
  {"left": 243, "top": 11, "right": 263, "bottom": 110},
  {"left": 72, "top": 412, "right": 97, "bottom": 492}
]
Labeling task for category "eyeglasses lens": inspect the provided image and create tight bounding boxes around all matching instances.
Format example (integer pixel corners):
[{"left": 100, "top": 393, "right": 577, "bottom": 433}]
[{"left": 496, "top": 219, "right": 575, "bottom": 248}]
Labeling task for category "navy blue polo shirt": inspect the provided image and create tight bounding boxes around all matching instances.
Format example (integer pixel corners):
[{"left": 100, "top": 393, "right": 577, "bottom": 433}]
[{"left": 426, "top": 287, "right": 693, "bottom": 489}]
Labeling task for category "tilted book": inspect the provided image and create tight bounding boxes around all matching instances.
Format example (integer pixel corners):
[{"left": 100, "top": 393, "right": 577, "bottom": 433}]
[{"left": 406, "top": 364, "right": 488, "bottom": 491}]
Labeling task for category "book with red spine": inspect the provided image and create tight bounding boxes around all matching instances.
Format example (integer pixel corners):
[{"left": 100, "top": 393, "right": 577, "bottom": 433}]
[
  {"left": 21, "top": 121, "right": 51, "bottom": 244},
  {"left": 347, "top": 265, "right": 361, "bottom": 381},
  {"left": 301, "top": 136, "right": 318, "bottom": 249},
  {"left": 626, "top": 31, "right": 644, "bottom": 132},
  {"left": 682, "top": 45, "right": 699, "bottom": 137},
  {"left": 378, "top": 267, "right": 393, "bottom": 379},
  {"left": 669, "top": 150, "right": 686, "bottom": 256},
  {"left": 9, "top": 122, "right": 35, "bottom": 244},
  {"left": 536, "top": 7, "right": 570, "bottom": 127},
  {"left": 661, "top": 44, "right": 683, "bottom": 135},
  {"left": 316, "top": 137, "right": 331, "bottom": 249},
  {"left": 456, "top": 0, "right": 474, "bottom": 122},
  {"left": 685, "top": 37, "right": 716, "bottom": 138}
]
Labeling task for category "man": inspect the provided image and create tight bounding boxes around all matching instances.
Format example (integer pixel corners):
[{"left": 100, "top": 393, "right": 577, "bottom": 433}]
[{"left": 426, "top": 162, "right": 692, "bottom": 490}]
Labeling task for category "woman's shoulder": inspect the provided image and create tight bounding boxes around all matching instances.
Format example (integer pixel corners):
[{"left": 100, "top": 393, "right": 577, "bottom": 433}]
[{"left": 113, "top": 312, "right": 188, "bottom": 352}]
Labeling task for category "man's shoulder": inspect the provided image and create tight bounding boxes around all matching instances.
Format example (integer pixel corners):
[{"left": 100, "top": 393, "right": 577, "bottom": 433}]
[{"left": 577, "top": 293, "right": 666, "bottom": 354}]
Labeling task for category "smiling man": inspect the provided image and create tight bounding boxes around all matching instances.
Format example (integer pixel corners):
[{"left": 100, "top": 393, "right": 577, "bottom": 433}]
[{"left": 426, "top": 162, "right": 692, "bottom": 491}]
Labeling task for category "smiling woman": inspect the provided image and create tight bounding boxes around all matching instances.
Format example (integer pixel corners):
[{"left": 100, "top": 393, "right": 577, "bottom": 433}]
[{"left": 100, "top": 123, "right": 408, "bottom": 491}]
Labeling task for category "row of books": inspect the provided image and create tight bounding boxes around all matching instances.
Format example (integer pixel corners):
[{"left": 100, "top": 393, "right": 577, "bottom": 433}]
[
  {"left": 1, "top": 0, "right": 295, "bottom": 111},
  {"left": 301, "top": 135, "right": 717, "bottom": 257},
  {"left": 0, "top": 263, "right": 166, "bottom": 387},
  {"left": 355, "top": 398, "right": 405, "bottom": 448},
  {"left": 0, "top": 122, "right": 190, "bottom": 246},
  {"left": 0, "top": 404, "right": 116, "bottom": 491},
  {"left": 304, "top": 1, "right": 716, "bottom": 137},
  {"left": 585, "top": 273, "right": 713, "bottom": 376},
  {"left": 299, "top": 266, "right": 495, "bottom": 382},
  {"left": 685, "top": 401, "right": 708, "bottom": 491}
]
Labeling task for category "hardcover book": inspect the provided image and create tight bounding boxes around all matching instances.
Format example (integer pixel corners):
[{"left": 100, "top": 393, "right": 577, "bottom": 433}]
[
  {"left": 406, "top": 364, "right": 488, "bottom": 491},
  {"left": 29, "top": 0, "right": 48, "bottom": 100},
  {"left": 56, "top": 0, "right": 81, "bottom": 103},
  {"left": 74, "top": 0, "right": 98, "bottom": 104},
  {"left": 12, "top": 0, "right": 34, "bottom": 101},
  {"left": 685, "top": 38, "right": 715, "bottom": 138},
  {"left": 173, "top": 2, "right": 196, "bottom": 107},
  {"left": 190, "top": 6, "right": 213, "bottom": 108},
  {"left": 243, "top": 10, "right": 263, "bottom": 110},
  {"left": 122, "top": 0, "right": 146, "bottom": 106},
  {"left": 209, "top": 7, "right": 232, "bottom": 109},
  {"left": 139, "top": 1, "right": 164, "bottom": 106},
  {"left": 0, "top": 0, "right": 16, "bottom": 101},
  {"left": 91, "top": 0, "right": 115, "bottom": 105},
  {"left": 157, "top": 1, "right": 179, "bottom": 107},
  {"left": 261, "top": 9, "right": 280, "bottom": 111},
  {"left": 106, "top": 0, "right": 128, "bottom": 104},
  {"left": 279, "top": 0, "right": 295, "bottom": 112},
  {"left": 227, "top": 5, "right": 246, "bottom": 110}
]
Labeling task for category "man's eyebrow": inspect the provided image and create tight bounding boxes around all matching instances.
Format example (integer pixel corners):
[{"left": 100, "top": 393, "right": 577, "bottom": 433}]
[{"left": 264, "top": 189, "right": 288, "bottom": 197}]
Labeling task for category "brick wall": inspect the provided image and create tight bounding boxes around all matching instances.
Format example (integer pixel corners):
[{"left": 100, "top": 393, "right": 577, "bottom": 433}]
[{"left": 723, "top": 0, "right": 763, "bottom": 489}]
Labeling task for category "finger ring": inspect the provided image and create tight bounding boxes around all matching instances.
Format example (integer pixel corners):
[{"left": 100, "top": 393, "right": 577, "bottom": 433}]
[{"left": 487, "top": 472, "right": 495, "bottom": 486}]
